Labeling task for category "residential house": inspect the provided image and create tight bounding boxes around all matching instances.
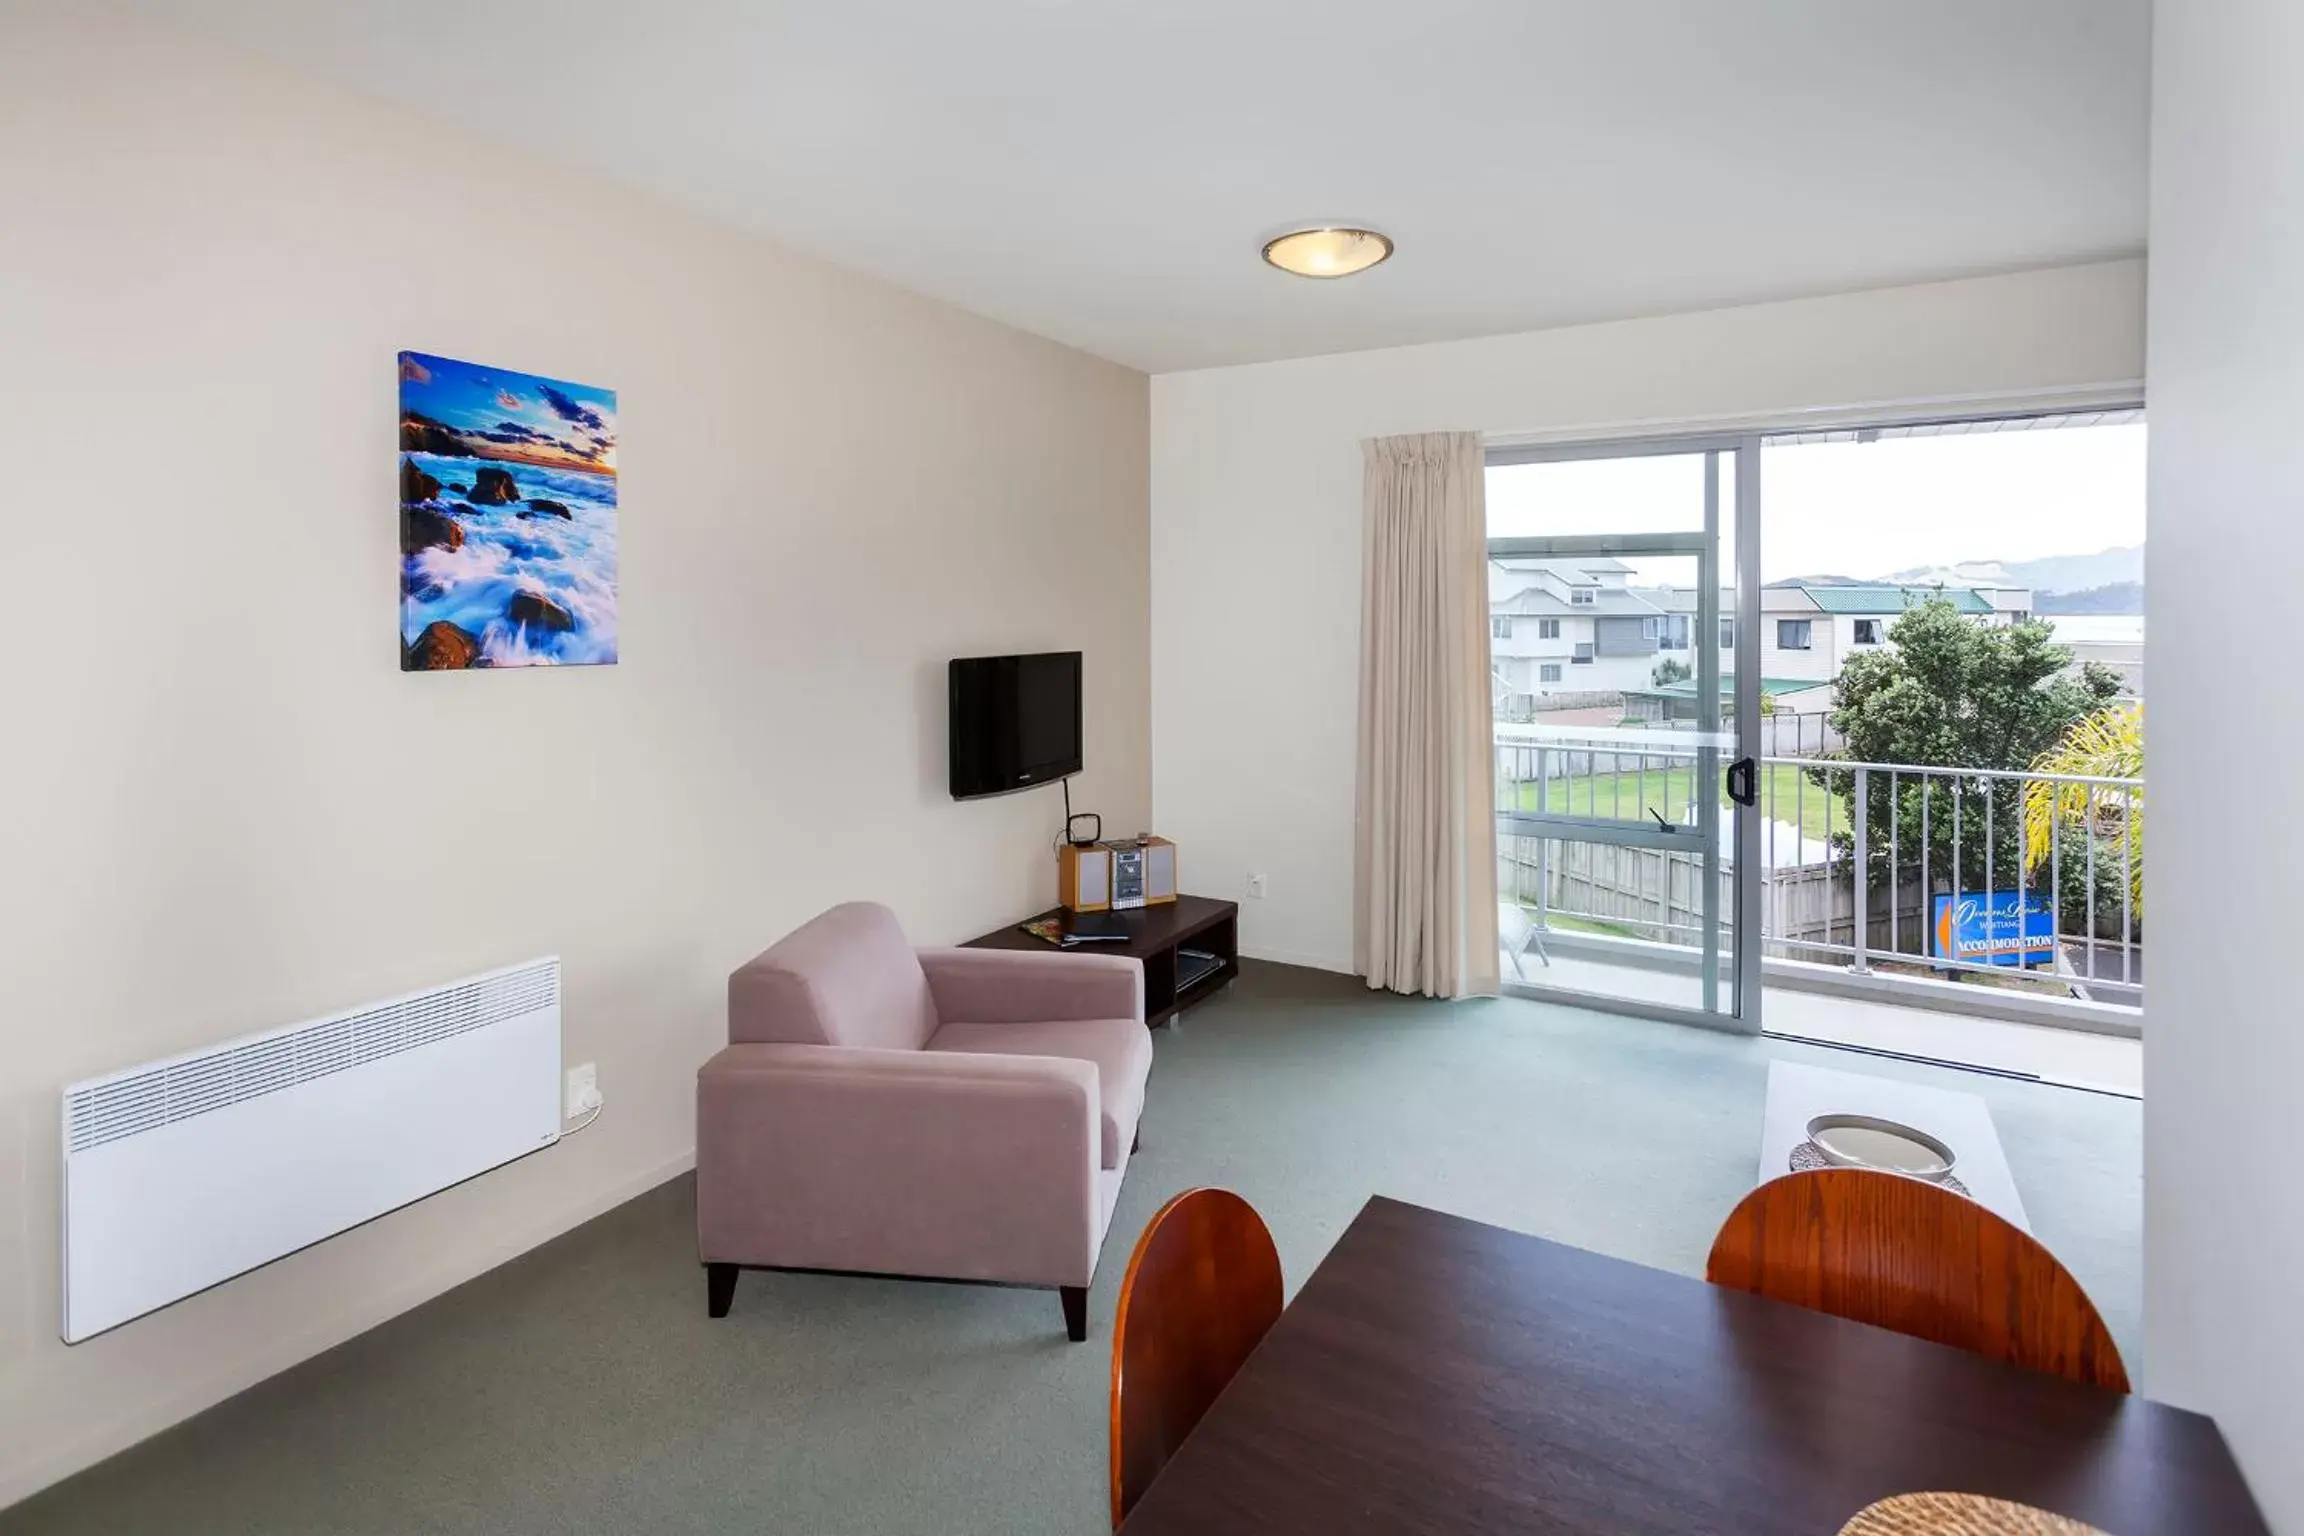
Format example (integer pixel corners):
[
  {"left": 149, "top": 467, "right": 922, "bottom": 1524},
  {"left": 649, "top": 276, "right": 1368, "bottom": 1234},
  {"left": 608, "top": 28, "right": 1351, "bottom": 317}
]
[
  {"left": 1488, "top": 557, "right": 1668, "bottom": 709},
  {"left": 1640, "top": 582, "right": 2034, "bottom": 689},
  {"left": 1492, "top": 569, "right": 2031, "bottom": 719}
]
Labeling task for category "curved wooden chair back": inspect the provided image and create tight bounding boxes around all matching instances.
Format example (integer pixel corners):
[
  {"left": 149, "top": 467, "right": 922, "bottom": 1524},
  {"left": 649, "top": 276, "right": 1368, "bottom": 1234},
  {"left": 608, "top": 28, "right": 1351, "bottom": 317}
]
[
  {"left": 1109, "top": 1188, "right": 1284, "bottom": 1527},
  {"left": 1706, "top": 1168, "right": 2128, "bottom": 1393}
]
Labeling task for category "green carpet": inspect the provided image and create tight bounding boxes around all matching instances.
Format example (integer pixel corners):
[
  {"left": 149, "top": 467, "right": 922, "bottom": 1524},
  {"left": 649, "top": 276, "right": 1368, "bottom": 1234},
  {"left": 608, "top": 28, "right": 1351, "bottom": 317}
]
[{"left": 3, "top": 962, "right": 2141, "bottom": 1535}]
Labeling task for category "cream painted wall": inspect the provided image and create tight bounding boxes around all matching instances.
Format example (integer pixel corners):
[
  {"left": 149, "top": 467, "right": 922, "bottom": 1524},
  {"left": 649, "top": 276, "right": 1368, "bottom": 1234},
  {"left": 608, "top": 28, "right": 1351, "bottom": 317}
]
[
  {"left": 2144, "top": 1, "right": 2302, "bottom": 1527},
  {"left": 1151, "top": 261, "right": 2144, "bottom": 974},
  {"left": 0, "top": 9, "right": 1147, "bottom": 1506}
]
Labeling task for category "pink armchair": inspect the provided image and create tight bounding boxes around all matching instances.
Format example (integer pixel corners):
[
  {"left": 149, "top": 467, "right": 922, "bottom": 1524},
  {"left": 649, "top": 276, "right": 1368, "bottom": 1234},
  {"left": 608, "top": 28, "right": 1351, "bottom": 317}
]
[{"left": 697, "top": 901, "right": 1151, "bottom": 1340}]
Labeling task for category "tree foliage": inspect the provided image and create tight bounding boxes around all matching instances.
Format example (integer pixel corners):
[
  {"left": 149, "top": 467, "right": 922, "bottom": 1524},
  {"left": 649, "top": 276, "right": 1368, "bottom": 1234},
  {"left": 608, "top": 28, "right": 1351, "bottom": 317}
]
[
  {"left": 1652, "top": 656, "right": 1691, "bottom": 687},
  {"left": 2023, "top": 702, "right": 2143, "bottom": 915},
  {"left": 1806, "top": 600, "right": 2125, "bottom": 938},
  {"left": 1829, "top": 600, "right": 2120, "bottom": 774}
]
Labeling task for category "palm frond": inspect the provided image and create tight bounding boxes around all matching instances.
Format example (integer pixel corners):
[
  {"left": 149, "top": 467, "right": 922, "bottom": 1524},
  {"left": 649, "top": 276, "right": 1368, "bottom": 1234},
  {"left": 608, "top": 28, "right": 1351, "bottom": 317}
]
[{"left": 2021, "top": 703, "right": 2143, "bottom": 911}]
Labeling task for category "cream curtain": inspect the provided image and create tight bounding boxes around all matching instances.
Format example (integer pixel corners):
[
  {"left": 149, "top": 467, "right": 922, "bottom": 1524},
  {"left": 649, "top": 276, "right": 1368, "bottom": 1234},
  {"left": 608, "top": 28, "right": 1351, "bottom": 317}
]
[{"left": 1354, "top": 431, "right": 1500, "bottom": 999}]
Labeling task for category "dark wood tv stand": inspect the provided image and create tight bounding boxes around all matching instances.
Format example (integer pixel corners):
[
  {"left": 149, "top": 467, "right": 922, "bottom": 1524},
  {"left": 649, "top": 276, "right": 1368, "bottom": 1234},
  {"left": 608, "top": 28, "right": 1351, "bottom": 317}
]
[{"left": 963, "top": 895, "right": 1240, "bottom": 1028}]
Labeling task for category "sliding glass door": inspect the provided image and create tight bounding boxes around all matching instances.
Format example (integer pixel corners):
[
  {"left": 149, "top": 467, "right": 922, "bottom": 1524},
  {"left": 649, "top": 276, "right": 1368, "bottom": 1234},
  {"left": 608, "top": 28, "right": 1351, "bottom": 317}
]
[{"left": 1487, "top": 438, "right": 1763, "bottom": 1031}]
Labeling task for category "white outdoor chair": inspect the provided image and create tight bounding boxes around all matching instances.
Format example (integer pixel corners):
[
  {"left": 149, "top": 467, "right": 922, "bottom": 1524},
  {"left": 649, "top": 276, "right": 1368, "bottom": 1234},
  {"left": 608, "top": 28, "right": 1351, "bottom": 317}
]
[{"left": 1499, "top": 902, "right": 1551, "bottom": 980}]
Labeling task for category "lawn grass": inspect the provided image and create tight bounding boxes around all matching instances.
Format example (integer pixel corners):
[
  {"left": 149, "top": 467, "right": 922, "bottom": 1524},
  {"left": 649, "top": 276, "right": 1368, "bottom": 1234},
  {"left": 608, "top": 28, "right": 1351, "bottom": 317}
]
[
  {"left": 1500, "top": 762, "right": 1845, "bottom": 842},
  {"left": 1519, "top": 909, "right": 1644, "bottom": 941}
]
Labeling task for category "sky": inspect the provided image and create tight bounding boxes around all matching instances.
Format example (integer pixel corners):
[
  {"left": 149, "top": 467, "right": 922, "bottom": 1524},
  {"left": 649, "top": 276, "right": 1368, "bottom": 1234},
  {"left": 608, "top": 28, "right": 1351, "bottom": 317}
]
[
  {"left": 399, "top": 351, "right": 619, "bottom": 474},
  {"left": 1486, "top": 422, "right": 2145, "bottom": 584}
]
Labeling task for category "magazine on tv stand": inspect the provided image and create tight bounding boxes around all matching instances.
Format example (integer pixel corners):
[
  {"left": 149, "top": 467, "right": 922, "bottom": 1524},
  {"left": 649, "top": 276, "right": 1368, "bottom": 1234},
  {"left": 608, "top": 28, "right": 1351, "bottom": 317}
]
[{"left": 1018, "top": 914, "right": 1132, "bottom": 948}]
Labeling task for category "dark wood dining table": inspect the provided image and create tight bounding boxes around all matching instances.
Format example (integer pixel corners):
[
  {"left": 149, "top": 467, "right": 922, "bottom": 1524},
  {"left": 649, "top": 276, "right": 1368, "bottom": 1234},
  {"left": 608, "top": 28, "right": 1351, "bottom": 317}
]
[{"left": 1118, "top": 1196, "right": 2267, "bottom": 1535}]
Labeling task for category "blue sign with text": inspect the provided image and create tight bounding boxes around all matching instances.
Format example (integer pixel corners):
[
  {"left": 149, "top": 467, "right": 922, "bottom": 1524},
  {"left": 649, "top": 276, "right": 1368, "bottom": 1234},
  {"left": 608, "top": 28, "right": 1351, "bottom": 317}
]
[{"left": 1931, "top": 891, "right": 2056, "bottom": 968}]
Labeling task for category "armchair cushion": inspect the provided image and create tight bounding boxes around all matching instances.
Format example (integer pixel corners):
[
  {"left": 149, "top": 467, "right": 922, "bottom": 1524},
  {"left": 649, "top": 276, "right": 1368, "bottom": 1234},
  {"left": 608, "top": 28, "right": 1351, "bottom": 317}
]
[
  {"left": 928, "top": 1016, "right": 1151, "bottom": 1170},
  {"left": 728, "top": 901, "right": 937, "bottom": 1051},
  {"left": 917, "top": 947, "right": 1144, "bottom": 1028}
]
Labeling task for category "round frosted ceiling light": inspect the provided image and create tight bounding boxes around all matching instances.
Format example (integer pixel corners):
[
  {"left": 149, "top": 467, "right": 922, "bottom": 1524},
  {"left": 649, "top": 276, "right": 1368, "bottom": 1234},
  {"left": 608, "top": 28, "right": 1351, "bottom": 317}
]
[{"left": 1261, "top": 226, "right": 1393, "bottom": 279}]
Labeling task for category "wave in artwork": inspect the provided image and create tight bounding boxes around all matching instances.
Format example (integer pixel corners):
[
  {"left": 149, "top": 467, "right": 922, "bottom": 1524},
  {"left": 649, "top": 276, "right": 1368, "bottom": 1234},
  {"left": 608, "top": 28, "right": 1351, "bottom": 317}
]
[{"left": 398, "top": 351, "right": 618, "bottom": 670}]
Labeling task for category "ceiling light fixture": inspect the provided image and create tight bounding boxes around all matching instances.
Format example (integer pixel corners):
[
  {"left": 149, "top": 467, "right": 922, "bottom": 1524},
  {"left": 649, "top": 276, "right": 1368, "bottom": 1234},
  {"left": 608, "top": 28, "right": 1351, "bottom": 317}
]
[{"left": 1261, "top": 226, "right": 1393, "bottom": 279}]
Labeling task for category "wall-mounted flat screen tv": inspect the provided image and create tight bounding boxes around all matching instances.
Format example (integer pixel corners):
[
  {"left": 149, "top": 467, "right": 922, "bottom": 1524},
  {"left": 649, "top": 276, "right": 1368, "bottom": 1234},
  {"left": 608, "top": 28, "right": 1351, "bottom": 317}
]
[{"left": 949, "top": 651, "right": 1082, "bottom": 799}]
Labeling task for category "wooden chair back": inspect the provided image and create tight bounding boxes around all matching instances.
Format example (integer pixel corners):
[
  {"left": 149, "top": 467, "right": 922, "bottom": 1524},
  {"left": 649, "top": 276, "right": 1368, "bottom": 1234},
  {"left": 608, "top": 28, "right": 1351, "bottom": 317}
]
[
  {"left": 1109, "top": 1188, "right": 1284, "bottom": 1526},
  {"left": 1706, "top": 1168, "right": 2129, "bottom": 1393}
]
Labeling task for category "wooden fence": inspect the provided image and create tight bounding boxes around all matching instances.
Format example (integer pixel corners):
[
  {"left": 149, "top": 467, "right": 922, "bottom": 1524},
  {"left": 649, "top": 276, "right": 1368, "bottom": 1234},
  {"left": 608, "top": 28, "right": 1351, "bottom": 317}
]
[{"left": 1501, "top": 836, "right": 1931, "bottom": 958}]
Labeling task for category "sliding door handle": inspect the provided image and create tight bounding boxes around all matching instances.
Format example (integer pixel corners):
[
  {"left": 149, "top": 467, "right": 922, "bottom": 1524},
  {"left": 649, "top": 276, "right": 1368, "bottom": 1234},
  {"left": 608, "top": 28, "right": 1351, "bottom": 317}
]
[{"left": 1725, "top": 757, "right": 1757, "bottom": 808}]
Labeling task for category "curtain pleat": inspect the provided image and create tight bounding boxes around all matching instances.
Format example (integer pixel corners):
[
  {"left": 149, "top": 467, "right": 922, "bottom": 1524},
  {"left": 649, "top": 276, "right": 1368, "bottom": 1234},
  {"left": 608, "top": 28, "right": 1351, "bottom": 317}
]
[{"left": 1354, "top": 432, "right": 1500, "bottom": 999}]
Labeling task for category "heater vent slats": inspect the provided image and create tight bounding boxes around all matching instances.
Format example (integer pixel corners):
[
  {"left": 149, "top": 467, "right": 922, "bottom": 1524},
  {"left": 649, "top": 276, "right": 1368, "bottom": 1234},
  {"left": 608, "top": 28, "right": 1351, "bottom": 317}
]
[
  {"left": 63, "top": 960, "right": 560, "bottom": 1154},
  {"left": 61, "top": 956, "right": 562, "bottom": 1343}
]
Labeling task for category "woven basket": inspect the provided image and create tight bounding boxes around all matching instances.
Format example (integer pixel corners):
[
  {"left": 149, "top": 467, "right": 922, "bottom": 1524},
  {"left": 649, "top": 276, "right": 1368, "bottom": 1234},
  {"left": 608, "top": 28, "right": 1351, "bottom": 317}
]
[{"left": 1837, "top": 1492, "right": 2111, "bottom": 1536}]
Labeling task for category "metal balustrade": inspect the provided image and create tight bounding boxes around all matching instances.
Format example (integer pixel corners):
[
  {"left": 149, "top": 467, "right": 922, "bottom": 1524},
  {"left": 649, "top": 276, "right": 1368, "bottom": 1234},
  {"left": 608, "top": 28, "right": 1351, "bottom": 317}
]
[{"left": 1495, "top": 726, "right": 2143, "bottom": 1017}]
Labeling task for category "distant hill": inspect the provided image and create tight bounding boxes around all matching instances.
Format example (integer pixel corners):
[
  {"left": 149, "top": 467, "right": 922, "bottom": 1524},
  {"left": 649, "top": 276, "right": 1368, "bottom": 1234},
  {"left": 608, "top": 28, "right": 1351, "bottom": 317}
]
[
  {"left": 1881, "top": 559, "right": 2018, "bottom": 588},
  {"left": 1872, "top": 545, "right": 2144, "bottom": 608},
  {"left": 2002, "top": 545, "right": 2143, "bottom": 593},
  {"left": 2035, "top": 581, "right": 2143, "bottom": 615},
  {"left": 1779, "top": 548, "right": 2146, "bottom": 602}
]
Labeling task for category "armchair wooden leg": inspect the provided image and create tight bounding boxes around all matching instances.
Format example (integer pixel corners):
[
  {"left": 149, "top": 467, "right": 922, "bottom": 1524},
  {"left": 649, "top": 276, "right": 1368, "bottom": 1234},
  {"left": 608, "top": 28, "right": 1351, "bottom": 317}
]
[
  {"left": 707, "top": 1262, "right": 738, "bottom": 1319},
  {"left": 1060, "top": 1285, "right": 1088, "bottom": 1342}
]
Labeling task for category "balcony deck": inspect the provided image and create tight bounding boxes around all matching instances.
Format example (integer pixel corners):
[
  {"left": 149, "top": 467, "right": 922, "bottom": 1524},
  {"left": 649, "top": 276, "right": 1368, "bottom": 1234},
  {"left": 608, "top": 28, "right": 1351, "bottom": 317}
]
[{"left": 1514, "top": 946, "right": 2141, "bottom": 1094}]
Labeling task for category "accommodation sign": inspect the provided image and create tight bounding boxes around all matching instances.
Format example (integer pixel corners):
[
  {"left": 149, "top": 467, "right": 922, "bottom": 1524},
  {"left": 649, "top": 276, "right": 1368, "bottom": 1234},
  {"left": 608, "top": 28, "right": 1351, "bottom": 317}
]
[{"left": 1930, "top": 891, "right": 2056, "bottom": 968}]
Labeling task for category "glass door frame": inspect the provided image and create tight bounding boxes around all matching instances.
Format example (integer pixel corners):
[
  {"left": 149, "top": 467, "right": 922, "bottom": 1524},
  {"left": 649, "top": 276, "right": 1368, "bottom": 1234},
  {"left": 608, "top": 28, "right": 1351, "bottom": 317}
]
[{"left": 1486, "top": 432, "right": 1764, "bottom": 1034}]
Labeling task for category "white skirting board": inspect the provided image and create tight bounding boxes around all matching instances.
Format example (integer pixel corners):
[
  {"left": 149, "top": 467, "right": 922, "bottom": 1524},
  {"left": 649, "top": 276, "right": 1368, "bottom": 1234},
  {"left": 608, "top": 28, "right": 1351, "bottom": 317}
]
[{"left": 1237, "top": 945, "right": 1354, "bottom": 974}]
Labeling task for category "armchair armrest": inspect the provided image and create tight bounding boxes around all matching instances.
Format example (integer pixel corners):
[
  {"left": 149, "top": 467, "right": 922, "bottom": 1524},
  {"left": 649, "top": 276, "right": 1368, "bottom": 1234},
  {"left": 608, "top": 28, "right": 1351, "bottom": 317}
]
[
  {"left": 696, "top": 1043, "right": 1103, "bottom": 1286},
  {"left": 917, "top": 946, "right": 1144, "bottom": 1026}
]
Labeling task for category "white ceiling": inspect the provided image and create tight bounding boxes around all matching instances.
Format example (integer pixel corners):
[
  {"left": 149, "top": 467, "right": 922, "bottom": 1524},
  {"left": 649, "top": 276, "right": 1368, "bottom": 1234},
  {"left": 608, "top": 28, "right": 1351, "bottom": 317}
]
[{"left": 126, "top": 0, "right": 2151, "bottom": 373}]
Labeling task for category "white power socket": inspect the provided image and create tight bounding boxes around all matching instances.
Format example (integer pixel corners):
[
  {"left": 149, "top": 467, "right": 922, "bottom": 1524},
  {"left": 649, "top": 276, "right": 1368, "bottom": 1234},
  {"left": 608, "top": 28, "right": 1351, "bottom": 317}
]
[
  {"left": 564, "top": 1062, "right": 601, "bottom": 1119},
  {"left": 1246, "top": 872, "right": 1267, "bottom": 899}
]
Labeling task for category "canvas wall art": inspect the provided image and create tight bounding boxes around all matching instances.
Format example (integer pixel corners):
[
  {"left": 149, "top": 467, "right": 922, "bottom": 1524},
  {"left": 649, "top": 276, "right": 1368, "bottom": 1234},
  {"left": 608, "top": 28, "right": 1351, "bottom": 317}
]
[{"left": 399, "top": 351, "right": 618, "bottom": 669}]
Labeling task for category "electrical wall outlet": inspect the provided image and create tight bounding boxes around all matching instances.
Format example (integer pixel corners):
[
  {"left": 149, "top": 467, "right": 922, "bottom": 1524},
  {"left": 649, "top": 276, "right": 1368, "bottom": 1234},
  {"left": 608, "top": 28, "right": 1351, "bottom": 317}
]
[
  {"left": 564, "top": 1062, "right": 601, "bottom": 1118},
  {"left": 1246, "top": 872, "right": 1267, "bottom": 899}
]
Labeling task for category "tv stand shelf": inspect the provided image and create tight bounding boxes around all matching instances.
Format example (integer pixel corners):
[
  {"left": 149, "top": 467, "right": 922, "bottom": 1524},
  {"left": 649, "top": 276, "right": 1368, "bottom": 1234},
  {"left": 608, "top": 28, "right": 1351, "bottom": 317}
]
[{"left": 963, "top": 896, "right": 1240, "bottom": 1028}]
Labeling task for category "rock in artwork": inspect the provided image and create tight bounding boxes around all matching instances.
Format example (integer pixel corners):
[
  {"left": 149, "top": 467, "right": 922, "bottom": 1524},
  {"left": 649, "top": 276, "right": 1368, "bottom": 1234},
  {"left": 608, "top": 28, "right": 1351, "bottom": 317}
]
[{"left": 398, "top": 351, "right": 618, "bottom": 669}]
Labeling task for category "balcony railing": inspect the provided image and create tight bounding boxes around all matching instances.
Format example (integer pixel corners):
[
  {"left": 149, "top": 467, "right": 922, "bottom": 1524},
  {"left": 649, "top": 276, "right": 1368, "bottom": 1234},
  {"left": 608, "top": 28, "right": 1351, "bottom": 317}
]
[{"left": 1494, "top": 725, "right": 2143, "bottom": 1016}]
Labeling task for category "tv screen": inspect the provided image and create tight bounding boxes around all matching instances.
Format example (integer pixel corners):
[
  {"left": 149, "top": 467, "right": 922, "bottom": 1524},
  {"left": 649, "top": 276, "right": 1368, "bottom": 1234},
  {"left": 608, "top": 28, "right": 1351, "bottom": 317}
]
[{"left": 949, "top": 651, "right": 1083, "bottom": 799}]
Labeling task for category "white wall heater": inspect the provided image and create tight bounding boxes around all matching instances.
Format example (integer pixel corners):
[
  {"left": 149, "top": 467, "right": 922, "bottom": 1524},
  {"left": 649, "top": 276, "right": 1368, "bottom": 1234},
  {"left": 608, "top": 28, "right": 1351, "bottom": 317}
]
[{"left": 61, "top": 957, "right": 562, "bottom": 1343}]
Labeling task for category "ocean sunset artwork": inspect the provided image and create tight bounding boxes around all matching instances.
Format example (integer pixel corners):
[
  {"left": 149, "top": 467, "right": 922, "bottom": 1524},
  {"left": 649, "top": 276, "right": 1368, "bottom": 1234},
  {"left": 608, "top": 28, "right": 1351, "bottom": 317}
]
[{"left": 398, "top": 351, "right": 618, "bottom": 669}]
